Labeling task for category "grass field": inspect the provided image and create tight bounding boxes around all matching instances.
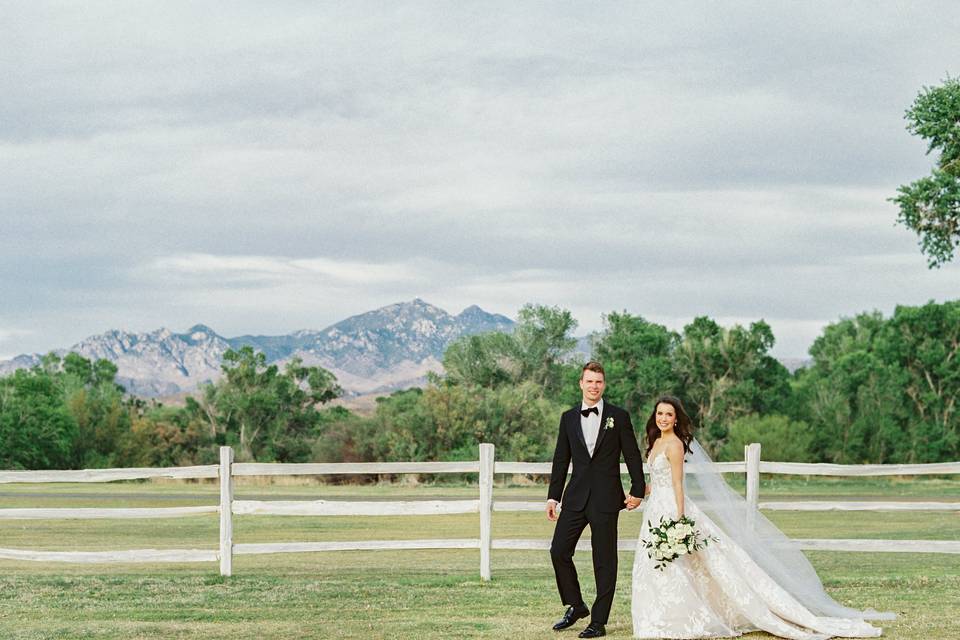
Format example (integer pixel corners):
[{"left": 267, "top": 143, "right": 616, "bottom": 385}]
[{"left": 1, "top": 476, "right": 958, "bottom": 639}]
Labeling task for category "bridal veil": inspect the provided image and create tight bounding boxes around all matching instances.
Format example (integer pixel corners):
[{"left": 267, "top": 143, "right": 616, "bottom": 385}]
[{"left": 683, "top": 439, "right": 895, "bottom": 622}]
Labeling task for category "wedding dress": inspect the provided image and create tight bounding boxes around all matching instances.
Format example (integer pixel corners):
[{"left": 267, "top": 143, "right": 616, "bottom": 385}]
[{"left": 631, "top": 441, "right": 892, "bottom": 639}]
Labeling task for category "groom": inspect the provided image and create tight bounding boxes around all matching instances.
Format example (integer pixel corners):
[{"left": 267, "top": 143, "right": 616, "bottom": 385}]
[{"left": 546, "top": 362, "right": 645, "bottom": 638}]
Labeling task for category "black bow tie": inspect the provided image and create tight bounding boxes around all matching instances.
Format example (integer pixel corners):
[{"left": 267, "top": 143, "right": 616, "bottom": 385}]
[{"left": 580, "top": 406, "right": 599, "bottom": 417}]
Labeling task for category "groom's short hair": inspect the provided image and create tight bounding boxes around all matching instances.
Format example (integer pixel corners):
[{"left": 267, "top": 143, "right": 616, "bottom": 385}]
[{"left": 581, "top": 361, "right": 605, "bottom": 379}]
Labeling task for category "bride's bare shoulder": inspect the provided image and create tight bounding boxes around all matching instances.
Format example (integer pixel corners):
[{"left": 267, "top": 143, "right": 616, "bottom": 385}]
[{"left": 664, "top": 438, "right": 685, "bottom": 462}]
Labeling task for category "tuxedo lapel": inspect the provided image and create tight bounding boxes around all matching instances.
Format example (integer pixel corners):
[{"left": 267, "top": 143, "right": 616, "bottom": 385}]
[
  {"left": 592, "top": 402, "right": 611, "bottom": 456},
  {"left": 569, "top": 409, "right": 589, "bottom": 456}
]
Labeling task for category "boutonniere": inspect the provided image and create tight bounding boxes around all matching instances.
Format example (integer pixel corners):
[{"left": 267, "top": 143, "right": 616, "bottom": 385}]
[{"left": 604, "top": 417, "right": 615, "bottom": 430}]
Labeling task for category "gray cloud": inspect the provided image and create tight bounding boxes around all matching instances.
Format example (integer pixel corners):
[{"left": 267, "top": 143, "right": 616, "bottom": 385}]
[{"left": 2, "top": 1, "right": 959, "bottom": 359}]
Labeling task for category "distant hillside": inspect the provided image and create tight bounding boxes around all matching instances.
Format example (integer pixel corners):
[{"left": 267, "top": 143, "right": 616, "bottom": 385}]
[
  {"left": 0, "top": 299, "right": 514, "bottom": 397},
  {"left": 0, "top": 301, "right": 809, "bottom": 397}
]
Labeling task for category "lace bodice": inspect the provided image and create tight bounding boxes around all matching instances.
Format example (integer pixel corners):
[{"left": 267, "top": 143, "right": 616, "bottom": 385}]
[{"left": 646, "top": 450, "right": 675, "bottom": 492}]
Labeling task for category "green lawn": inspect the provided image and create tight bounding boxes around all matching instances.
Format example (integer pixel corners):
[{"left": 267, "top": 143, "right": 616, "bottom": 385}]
[{"left": 0, "top": 478, "right": 958, "bottom": 639}]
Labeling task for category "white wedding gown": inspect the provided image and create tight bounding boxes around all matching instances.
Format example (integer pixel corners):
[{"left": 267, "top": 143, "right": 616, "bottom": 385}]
[{"left": 631, "top": 450, "right": 884, "bottom": 639}]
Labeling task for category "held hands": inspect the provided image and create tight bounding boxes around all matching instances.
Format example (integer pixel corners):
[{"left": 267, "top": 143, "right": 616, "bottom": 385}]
[{"left": 549, "top": 496, "right": 640, "bottom": 517}]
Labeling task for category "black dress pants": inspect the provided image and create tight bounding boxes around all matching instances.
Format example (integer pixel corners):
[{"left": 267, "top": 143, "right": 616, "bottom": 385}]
[{"left": 549, "top": 500, "right": 620, "bottom": 624}]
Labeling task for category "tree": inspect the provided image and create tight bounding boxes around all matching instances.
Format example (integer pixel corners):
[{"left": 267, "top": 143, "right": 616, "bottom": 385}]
[
  {"left": 347, "top": 304, "right": 581, "bottom": 467},
  {"left": 190, "top": 346, "right": 341, "bottom": 461},
  {"left": 442, "top": 332, "right": 518, "bottom": 388},
  {"left": 891, "top": 76, "right": 960, "bottom": 268},
  {"left": 673, "top": 317, "right": 791, "bottom": 455},
  {"left": 719, "top": 414, "right": 814, "bottom": 463},
  {"left": 885, "top": 301, "right": 960, "bottom": 461},
  {"left": 441, "top": 304, "right": 579, "bottom": 402},
  {"left": 357, "top": 388, "right": 431, "bottom": 462},
  {"left": 795, "top": 301, "right": 960, "bottom": 464},
  {"left": 345, "top": 382, "right": 565, "bottom": 464},
  {"left": 421, "top": 381, "right": 564, "bottom": 461},
  {"left": 795, "top": 312, "right": 898, "bottom": 463},
  {"left": 118, "top": 405, "right": 215, "bottom": 467},
  {"left": 0, "top": 352, "right": 133, "bottom": 469},
  {"left": 512, "top": 304, "right": 579, "bottom": 398},
  {"left": 310, "top": 406, "right": 371, "bottom": 464},
  {"left": 59, "top": 352, "right": 129, "bottom": 467},
  {"left": 0, "top": 366, "right": 77, "bottom": 469},
  {"left": 591, "top": 312, "right": 679, "bottom": 416}
]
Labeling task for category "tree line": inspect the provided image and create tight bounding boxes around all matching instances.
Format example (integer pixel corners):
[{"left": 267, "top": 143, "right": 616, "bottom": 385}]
[{"left": 1, "top": 300, "right": 958, "bottom": 470}]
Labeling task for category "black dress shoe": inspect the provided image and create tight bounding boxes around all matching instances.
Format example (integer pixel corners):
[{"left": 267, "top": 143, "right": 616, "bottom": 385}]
[
  {"left": 552, "top": 605, "right": 589, "bottom": 630},
  {"left": 578, "top": 622, "right": 606, "bottom": 638}
]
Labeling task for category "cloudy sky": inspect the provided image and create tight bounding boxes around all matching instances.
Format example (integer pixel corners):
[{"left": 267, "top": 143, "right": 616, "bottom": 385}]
[{"left": 2, "top": 2, "right": 959, "bottom": 360}]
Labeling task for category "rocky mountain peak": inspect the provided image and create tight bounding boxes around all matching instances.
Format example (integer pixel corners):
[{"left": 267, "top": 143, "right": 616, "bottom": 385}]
[
  {"left": 0, "top": 300, "right": 518, "bottom": 398},
  {"left": 456, "top": 304, "right": 513, "bottom": 331},
  {"left": 459, "top": 304, "right": 484, "bottom": 315},
  {"left": 185, "top": 324, "right": 217, "bottom": 335},
  {"left": 180, "top": 324, "right": 224, "bottom": 345}
]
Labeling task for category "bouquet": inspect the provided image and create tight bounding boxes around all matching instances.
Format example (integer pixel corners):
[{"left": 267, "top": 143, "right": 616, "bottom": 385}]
[{"left": 643, "top": 515, "right": 716, "bottom": 570}]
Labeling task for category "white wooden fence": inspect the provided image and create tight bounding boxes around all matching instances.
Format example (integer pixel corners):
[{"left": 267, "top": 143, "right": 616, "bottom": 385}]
[{"left": 1, "top": 443, "right": 958, "bottom": 579}]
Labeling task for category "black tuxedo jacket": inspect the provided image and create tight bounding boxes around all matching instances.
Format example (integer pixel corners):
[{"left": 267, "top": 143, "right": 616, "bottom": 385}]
[{"left": 547, "top": 401, "right": 645, "bottom": 513}]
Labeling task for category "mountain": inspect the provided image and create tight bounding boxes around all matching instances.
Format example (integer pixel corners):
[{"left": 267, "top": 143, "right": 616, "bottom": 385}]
[
  {"left": 232, "top": 299, "right": 514, "bottom": 393},
  {"left": 0, "top": 302, "right": 809, "bottom": 397},
  {"left": 0, "top": 325, "right": 232, "bottom": 397},
  {"left": 0, "top": 300, "right": 514, "bottom": 397}
]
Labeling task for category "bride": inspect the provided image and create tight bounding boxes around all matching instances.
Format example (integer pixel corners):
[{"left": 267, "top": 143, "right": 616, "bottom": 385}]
[{"left": 631, "top": 396, "right": 893, "bottom": 639}]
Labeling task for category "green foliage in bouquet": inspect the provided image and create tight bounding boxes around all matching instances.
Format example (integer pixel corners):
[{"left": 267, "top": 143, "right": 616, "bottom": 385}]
[{"left": 644, "top": 515, "right": 717, "bottom": 571}]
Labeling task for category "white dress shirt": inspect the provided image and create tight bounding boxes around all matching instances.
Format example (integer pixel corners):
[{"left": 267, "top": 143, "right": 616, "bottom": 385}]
[{"left": 581, "top": 398, "right": 603, "bottom": 457}]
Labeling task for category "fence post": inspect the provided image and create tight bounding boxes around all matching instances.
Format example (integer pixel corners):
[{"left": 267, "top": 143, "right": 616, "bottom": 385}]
[
  {"left": 745, "top": 442, "right": 761, "bottom": 529},
  {"left": 219, "top": 446, "right": 234, "bottom": 577},
  {"left": 479, "top": 443, "right": 495, "bottom": 581}
]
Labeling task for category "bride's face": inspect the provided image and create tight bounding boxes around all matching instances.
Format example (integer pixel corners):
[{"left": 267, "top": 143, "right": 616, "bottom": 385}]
[{"left": 655, "top": 403, "right": 676, "bottom": 432}]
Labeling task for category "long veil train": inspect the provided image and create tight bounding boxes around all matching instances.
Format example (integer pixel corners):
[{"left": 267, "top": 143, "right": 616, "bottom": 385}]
[{"left": 683, "top": 439, "right": 895, "bottom": 622}]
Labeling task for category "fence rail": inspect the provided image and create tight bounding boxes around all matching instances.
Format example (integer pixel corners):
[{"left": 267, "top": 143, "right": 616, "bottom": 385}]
[
  {"left": 758, "top": 460, "right": 960, "bottom": 475},
  {"left": 0, "top": 506, "right": 219, "bottom": 519},
  {"left": 0, "top": 465, "right": 219, "bottom": 483},
  {"left": 1, "top": 443, "right": 958, "bottom": 578},
  {"left": 232, "top": 461, "right": 481, "bottom": 476}
]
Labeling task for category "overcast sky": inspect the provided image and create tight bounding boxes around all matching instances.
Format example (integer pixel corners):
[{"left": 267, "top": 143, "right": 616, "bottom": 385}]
[{"left": 2, "top": 2, "right": 959, "bottom": 360}]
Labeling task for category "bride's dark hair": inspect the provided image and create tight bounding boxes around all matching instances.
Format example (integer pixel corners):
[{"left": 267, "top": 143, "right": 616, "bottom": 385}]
[{"left": 644, "top": 395, "right": 694, "bottom": 457}]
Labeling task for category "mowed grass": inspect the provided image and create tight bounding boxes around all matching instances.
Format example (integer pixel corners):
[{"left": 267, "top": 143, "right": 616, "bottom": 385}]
[{"left": 0, "top": 477, "right": 958, "bottom": 639}]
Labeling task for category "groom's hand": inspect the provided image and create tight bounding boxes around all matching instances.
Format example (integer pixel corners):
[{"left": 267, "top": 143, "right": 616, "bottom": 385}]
[
  {"left": 624, "top": 494, "right": 642, "bottom": 510},
  {"left": 546, "top": 500, "right": 559, "bottom": 521}
]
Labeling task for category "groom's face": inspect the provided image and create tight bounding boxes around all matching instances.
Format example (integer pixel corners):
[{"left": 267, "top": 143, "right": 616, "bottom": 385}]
[{"left": 579, "top": 370, "right": 605, "bottom": 405}]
